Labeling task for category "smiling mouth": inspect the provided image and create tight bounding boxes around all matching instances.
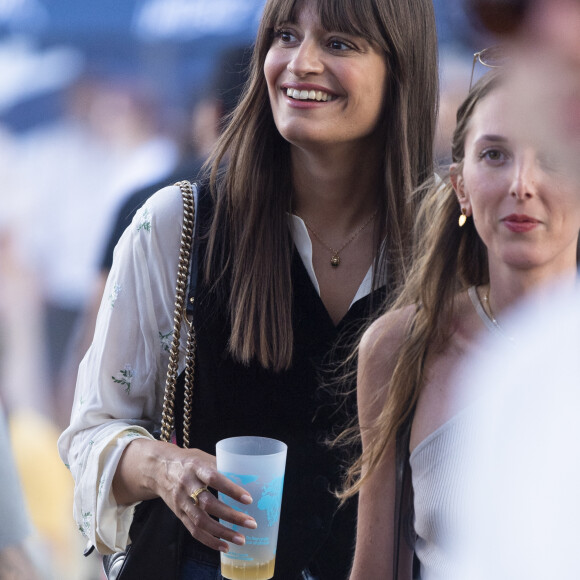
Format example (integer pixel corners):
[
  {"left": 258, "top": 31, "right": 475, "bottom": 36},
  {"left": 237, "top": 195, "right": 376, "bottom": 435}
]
[{"left": 285, "top": 88, "right": 334, "bottom": 102}]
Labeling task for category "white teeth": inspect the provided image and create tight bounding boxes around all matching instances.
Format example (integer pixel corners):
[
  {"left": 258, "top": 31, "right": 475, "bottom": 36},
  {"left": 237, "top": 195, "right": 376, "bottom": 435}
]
[{"left": 286, "top": 87, "right": 333, "bottom": 102}]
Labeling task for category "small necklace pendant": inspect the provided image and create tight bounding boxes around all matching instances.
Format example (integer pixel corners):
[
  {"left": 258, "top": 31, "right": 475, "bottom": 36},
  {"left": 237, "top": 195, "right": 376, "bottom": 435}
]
[{"left": 330, "top": 254, "right": 340, "bottom": 267}]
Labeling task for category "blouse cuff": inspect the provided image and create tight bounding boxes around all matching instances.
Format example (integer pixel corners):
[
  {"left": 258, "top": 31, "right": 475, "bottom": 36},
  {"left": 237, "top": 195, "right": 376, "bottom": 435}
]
[{"left": 92, "top": 427, "right": 154, "bottom": 553}]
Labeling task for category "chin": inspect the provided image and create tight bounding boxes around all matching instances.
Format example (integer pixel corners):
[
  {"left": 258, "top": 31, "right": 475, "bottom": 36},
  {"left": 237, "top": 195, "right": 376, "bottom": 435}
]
[
  {"left": 280, "top": 130, "right": 332, "bottom": 149},
  {"left": 500, "top": 250, "right": 542, "bottom": 271}
]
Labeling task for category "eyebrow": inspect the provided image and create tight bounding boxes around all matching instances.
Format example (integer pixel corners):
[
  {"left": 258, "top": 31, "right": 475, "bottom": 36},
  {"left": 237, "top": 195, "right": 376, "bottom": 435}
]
[{"left": 476, "top": 134, "right": 508, "bottom": 143}]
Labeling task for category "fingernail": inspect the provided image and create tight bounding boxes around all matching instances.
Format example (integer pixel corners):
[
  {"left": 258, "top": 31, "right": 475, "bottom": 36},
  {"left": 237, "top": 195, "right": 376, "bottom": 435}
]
[
  {"left": 244, "top": 518, "right": 257, "bottom": 529},
  {"left": 233, "top": 534, "right": 246, "bottom": 546},
  {"left": 241, "top": 494, "right": 252, "bottom": 504}
]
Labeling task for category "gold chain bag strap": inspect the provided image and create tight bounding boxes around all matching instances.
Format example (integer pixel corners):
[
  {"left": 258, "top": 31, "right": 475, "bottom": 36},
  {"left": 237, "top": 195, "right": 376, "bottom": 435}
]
[
  {"left": 103, "top": 180, "right": 197, "bottom": 580},
  {"left": 160, "top": 179, "right": 196, "bottom": 447}
]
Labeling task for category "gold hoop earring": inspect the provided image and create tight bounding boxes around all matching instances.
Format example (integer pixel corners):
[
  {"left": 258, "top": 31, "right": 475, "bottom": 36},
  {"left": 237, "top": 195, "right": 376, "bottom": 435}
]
[{"left": 458, "top": 207, "right": 467, "bottom": 227}]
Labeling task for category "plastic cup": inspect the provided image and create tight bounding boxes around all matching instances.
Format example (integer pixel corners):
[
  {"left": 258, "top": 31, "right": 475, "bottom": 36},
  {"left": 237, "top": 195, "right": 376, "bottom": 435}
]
[{"left": 216, "top": 436, "right": 287, "bottom": 580}]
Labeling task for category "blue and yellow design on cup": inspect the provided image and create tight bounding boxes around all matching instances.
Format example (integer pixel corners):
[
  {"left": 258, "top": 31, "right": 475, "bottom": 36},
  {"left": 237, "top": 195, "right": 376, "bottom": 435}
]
[{"left": 216, "top": 436, "right": 287, "bottom": 580}]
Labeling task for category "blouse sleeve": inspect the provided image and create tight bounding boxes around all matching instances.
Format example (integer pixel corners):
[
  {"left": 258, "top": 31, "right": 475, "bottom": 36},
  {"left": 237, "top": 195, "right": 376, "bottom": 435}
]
[{"left": 57, "top": 184, "right": 195, "bottom": 554}]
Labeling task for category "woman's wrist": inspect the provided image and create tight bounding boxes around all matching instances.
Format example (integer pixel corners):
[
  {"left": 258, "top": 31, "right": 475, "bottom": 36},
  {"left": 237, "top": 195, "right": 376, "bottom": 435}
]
[{"left": 113, "top": 437, "right": 169, "bottom": 504}]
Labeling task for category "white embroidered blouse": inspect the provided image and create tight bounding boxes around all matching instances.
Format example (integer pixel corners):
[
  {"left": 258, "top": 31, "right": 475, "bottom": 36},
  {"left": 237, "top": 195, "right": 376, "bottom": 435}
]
[{"left": 58, "top": 184, "right": 374, "bottom": 554}]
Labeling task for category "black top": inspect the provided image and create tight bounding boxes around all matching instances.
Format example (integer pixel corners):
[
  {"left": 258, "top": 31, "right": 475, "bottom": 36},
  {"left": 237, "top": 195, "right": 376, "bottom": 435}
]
[{"left": 175, "top": 184, "right": 387, "bottom": 579}]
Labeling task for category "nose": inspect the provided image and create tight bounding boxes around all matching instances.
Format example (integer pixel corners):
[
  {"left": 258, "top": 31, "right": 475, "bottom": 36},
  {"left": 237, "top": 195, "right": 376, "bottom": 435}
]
[
  {"left": 510, "top": 156, "right": 537, "bottom": 200},
  {"left": 287, "top": 39, "right": 324, "bottom": 77}
]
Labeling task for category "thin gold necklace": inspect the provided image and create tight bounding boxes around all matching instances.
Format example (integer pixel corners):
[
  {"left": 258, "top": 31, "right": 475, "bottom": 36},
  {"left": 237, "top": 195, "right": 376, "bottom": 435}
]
[
  {"left": 482, "top": 287, "right": 500, "bottom": 330},
  {"left": 296, "top": 209, "right": 379, "bottom": 267},
  {"left": 482, "top": 286, "right": 515, "bottom": 342}
]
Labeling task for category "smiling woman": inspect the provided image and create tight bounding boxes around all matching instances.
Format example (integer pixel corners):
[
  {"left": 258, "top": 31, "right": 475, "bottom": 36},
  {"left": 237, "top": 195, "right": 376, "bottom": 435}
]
[
  {"left": 57, "top": 0, "right": 438, "bottom": 578},
  {"left": 264, "top": 2, "right": 388, "bottom": 151}
]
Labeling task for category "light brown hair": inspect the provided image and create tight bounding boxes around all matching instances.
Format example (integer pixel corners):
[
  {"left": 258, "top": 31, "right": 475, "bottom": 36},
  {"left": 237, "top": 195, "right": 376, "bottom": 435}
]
[{"left": 340, "top": 71, "right": 503, "bottom": 498}]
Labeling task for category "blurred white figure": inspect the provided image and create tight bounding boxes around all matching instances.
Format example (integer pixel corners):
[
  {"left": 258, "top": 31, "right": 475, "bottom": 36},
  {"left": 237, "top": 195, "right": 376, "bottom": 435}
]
[
  {"left": 450, "top": 283, "right": 580, "bottom": 580},
  {"left": 449, "top": 0, "right": 580, "bottom": 577}
]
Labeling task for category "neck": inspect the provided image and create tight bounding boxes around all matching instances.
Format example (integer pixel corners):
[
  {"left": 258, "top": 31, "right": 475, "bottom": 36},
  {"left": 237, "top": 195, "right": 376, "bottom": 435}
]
[
  {"left": 487, "top": 262, "right": 579, "bottom": 319},
  {"left": 290, "top": 143, "right": 383, "bottom": 231}
]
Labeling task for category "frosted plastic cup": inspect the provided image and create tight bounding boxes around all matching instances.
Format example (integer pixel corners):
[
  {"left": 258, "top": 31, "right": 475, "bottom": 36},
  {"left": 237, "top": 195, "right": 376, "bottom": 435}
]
[{"left": 216, "top": 436, "right": 287, "bottom": 580}]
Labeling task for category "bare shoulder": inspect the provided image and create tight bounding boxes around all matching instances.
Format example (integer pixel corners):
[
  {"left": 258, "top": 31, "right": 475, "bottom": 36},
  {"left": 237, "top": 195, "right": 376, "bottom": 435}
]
[
  {"left": 359, "top": 305, "right": 416, "bottom": 365},
  {"left": 357, "top": 305, "right": 416, "bottom": 418}
]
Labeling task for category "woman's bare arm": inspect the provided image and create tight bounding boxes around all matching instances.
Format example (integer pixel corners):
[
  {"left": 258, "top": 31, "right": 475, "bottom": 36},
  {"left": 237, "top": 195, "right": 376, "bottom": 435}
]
[{"left": 349, "top": 309, "right": 414, "bottom": 580}]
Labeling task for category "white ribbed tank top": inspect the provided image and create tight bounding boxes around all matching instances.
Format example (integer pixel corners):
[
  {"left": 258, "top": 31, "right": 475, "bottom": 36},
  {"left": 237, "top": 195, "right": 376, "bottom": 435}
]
[{"left": 410, "top": 405, "right": 477, "bottom": 580}]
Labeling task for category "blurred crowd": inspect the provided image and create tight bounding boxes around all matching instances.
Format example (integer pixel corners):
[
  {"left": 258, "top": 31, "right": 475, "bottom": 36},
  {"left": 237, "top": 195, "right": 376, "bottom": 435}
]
[
  {"left": 0, "top": 0, "right": 491, "bottom": 578},
  {"left": 0, "top": 2, "right": 261, "bottom": 579}
]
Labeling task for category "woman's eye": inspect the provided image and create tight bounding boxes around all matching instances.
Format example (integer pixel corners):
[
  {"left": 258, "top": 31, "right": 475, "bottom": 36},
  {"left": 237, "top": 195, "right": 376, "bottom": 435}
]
[
  {"left": 328, "top": 39, "right": 353, "bottom": 51},
  {"left": 274, "top": 28, "right": 296, "bottom": 43},
  {"left": 480, "top": 149, "right": 506, "bottom": 163}
]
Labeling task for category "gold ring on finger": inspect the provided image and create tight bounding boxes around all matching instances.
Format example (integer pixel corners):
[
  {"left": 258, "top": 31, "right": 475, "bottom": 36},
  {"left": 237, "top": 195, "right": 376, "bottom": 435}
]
[{"left": 190, "top": 485, "right": 209, "bottom": 506}]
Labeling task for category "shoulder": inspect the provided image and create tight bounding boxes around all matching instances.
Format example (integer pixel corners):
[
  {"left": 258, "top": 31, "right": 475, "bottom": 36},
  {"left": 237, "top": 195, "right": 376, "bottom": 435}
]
[
  {"left": 142, "top": 183, "right": 187, "bottom": 222},
  {"left": 359, "top": 305, "right": 416, "bottom": 368},
  {"left": 134, "top": 182, "right": 202, "bottom": 238},
  {"left": 357, "top": 305, "right": 416, "bottom": 414}
]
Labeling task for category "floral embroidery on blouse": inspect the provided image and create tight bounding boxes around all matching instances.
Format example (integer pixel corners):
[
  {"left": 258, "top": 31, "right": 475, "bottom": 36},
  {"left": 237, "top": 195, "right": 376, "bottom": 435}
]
[
  {"left": 79, "top": 511, "right": 92, "bottom": 537},
  {"left": 124, "top": 429, "right": 142, "bottom": 439},
  {"left": 159, "top": 330, "right": 172, "bottom": 353},
  {"left": 98, "top": 475, "right": 105, "bottom": 498},
  {"left": 108, "top": 283, "right": 122, "bottom": 309},
  {"left": 112, "top": 364, "right": 135, "bottom": 394},
  {"left": 137, "top": 207, "right": 152, "bottom": 232}
]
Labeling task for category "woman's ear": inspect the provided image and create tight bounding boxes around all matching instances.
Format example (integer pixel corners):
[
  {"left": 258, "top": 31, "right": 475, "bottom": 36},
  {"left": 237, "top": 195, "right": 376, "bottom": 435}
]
[{"left": 450, "top": 163, "right": 471, "bottom": 216}]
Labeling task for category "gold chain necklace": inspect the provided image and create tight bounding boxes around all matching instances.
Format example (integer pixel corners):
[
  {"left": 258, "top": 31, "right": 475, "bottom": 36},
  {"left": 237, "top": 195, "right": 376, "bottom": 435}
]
[
  {"left": 296, "top": 209, "right": 379, "bottom": 267},
  {"left": 482, "top": 287, "right": 500, "bottom": 330},
  {"left": 482, "top": 286, "right": 515, "bottom": 342}
]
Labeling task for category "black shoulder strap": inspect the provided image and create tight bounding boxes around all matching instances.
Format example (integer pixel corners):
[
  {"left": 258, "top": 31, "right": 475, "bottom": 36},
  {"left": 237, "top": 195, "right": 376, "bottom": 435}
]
[
  {"left": 393, "top": 410, "right": 415, "bottom": 580},
  {"left": 185, "top": 180, "right": 213, "bottom": 316}
]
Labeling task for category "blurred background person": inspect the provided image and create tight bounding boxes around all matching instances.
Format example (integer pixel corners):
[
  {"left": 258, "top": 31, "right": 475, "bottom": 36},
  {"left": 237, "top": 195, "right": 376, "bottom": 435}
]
[
  {"left": 11, "top": 72, "right": 179, "bottom": 411},
  {"left": 57, "top": 42, "right": 253, "bottom": 432},
  {"left": 0, "top": 0, "right": 264, "bottom": 427},
  {"left": 467, "top": 0, "right": 580, "bottom": 182},
  {"left": 0, "top": 400, "right": 42, "bottom": 580},
  {"left": 432, "top": 0, "right": 495, "bottom": 167},
  {"left": 0, "top": 2, "right": 263, "bottom": 578}
]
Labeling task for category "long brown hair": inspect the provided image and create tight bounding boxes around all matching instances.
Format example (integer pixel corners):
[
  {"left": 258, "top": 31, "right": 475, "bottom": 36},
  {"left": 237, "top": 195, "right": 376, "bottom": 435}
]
[
  {"left": 205, "top": 0, "right": 439, "bottom": 372},
  {"left": 341, "top": 71, "right": 503, "bottom": 499}
]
